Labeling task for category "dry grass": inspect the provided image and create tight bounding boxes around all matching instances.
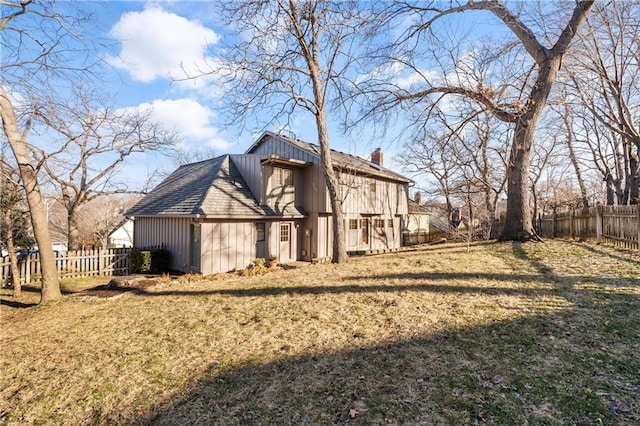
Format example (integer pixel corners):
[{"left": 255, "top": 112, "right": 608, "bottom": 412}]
[{"left": 1, "top": 240, "right": 639, "bottom": 425}]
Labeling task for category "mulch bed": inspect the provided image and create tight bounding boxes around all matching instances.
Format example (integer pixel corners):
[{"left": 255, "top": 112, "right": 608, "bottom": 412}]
[{"left": 75, "top": 277, "right": 160, "bottom": 299}]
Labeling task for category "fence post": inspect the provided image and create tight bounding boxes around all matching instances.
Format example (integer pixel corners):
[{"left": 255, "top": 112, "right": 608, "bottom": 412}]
[
  {"left": 25, "top": 253, "right": 31, "bottom": 285},
  {"left": 636, "top": 205, "right": 640, "bottom": 250},
  {"left": 596, "top": 205, "right": 603, "bottom": 244},
  {"left": 569, "top": 210, "right": 575, "bottom": 239},
  {"left": 552, "top": 211, "right": 557, "bottom": 238}
]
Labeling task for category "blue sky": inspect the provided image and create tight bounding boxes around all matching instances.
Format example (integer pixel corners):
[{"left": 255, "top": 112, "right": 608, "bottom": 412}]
[
  {"left": 83, "top": 1, "right": 396, "bottom": 181},
  {"left": 33, "top": 1, "right": 524, "bottom": 191}
]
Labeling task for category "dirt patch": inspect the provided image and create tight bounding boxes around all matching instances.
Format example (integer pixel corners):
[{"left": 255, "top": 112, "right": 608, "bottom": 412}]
[{"left": 75, "top": 276, "right": 160, "bottom": 299}]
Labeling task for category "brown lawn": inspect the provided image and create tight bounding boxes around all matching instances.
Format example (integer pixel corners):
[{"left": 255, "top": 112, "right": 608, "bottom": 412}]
[{"left": 1, "top": 240, "right": 639, "bottom": 425}]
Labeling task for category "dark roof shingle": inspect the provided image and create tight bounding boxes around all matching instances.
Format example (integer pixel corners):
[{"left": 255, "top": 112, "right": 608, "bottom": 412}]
[{"left": 127, "top": 155, "right": 266, "bottom": 218}]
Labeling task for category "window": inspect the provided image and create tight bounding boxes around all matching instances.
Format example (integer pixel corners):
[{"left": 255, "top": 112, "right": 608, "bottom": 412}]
[
  {"left": 275, "top": 167, "right": 293, "bottom": 187},
  {"left": 190, "top": 223, "right": 201, "bottom": 268},
  {"left": 280, "top": 223, "right": 290, "bottom": 242},
  {"left": 369, "top": 181, "right": 376, "bottom": 204},
  {"left": 387, "top": 219, "right": 394, "bottom": 228},
  {"left": 256, "top": 222, "right": 265, "bottom": 242},
  {"left": 361, "top": 219, "right": 369, "bottom": 244},
  {"left": 348, "top": 219, "right": 358, "bottom": 247},
  {"left": 374, "top": 219, "right": 385, "bottom": 229}
]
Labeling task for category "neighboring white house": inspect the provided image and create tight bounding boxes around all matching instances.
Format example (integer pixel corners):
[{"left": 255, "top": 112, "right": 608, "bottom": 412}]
[
  {"left": 108, "top": 218, "right": 134, "bottom": 248},
  {"left": 403, "top": 200, "right": 431, "bottom": 233}
]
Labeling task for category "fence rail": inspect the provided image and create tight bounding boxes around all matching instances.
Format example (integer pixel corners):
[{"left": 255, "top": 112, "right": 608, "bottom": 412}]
[
  {"left": 1, "top": 248, "right": 132, "bottom": 286},
  {"left": 538, "top": 205, "right": 639, "bottom": 250}
]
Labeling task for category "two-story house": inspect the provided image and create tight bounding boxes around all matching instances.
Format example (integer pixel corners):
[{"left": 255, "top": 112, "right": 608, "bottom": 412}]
[{"left": 127, "top": 132, "right": 411, "bottom": 274}]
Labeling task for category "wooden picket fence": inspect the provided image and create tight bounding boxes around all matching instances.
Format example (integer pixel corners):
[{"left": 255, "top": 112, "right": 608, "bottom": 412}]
[
  {"left": 1, "top": 248, "right": 132, "bottom": 286},
  {"left": 538, "top": 205, "right": 640, "bottom": 250}
]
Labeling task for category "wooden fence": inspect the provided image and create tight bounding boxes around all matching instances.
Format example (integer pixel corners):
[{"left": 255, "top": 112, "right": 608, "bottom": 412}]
[
  {"left": 1, "top": 248, "right": 132, "bottom": 286},
  {"left": 538, "top": 205, "right": 640, "bottom": 250}
]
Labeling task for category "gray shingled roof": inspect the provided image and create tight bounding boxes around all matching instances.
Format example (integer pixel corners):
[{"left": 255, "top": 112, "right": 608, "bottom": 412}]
[
  {"left": 408, "top": 199, "right": 431, "bottom": 214},
  {"left": 127, "top": 155, "right": 269, "bottom": 218},
  {"left": 254, "top": 132, "right": 412, "bottom": 183}
]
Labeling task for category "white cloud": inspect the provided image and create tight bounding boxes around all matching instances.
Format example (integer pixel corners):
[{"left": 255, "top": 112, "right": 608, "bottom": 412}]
[
  {"left": 119, "top": 98, "right": 231, "bottom": 151},
  {"left": 107, "top": 6, "right": 219, "bottom": 88}
]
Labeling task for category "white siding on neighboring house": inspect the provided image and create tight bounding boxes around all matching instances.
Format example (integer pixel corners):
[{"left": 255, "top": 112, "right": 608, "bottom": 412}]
[
  {"left": 108, "top": 219, "right": 134, "bottom": 248},
  {"left": 403, "top": 213, "right": 431, "bottom": 233}
]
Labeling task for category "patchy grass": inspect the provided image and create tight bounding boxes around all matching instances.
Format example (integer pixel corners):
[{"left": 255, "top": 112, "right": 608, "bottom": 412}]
[{"left": 1, "top": 240, "right": 639, "bottom": 425}]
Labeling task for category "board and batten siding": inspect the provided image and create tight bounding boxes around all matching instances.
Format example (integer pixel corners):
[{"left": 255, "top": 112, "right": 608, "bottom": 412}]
[
  {"left": 133, "top": 217, "right": 191, "bottom": 272},
  {"left": 230, "top": 155, "right": 263, "bottom": 203},
  {"left": 200, "top": 220, "right": 264, "bottom": 274},
  {"left": 252, "top": 136, "right": 328, "bottom": 212},
  {"left": 339, "top": 172, "right": 408, "bottom": 216}
]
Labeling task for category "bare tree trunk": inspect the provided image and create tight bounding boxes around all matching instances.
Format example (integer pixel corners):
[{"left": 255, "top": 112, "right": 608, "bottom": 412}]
[
  {"left": 502, "top": 119, "right": 536, "bottom": 240},
  {"left": 3, "top": 207, "right": 21, "bottom": 296},
  {"left": 604, "top": 174, "right": 616, "bottom": 205},
  {"left": 628, "top": 143, "right": 640, "bottom": 204},
  {"left": 0, "top": 88, "right": 61, "bottom": 303},
  {"left": 500, "top": 36, "right": 583, "bottom": 240},
  {"left": 562, "top": 107, "right": 590, "bottom": 208},
  {"left": 67, "top": 206, "right": 81, "bottom": 251},
  {"left": 316, "top": 111, "right": 348, "bottom": 263}
]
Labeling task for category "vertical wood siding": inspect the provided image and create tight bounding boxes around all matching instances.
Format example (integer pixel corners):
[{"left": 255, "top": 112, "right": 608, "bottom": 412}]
[
  {"left": 252, "top": 136, "right": 327, "bottom": 212},
  {"left": 201, "top": 221, "right": 262, "bottom": 274},
  {"left": 230, "top": 155, "right": 263, "bottom": 203},
  {"left": 133, "top": 217, "right": 191, "bottom": 271}
]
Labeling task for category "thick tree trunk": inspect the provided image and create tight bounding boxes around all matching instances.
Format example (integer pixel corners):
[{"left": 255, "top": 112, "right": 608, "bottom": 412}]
[
  {"left": 0, "top": 88, "right": 62, "bottom": 303},
  {"left": 501, "top": 119, "right": 536, "bottom": 241},
  {"left": 3, "top": 207, "right": 21, "bottom": 296},
  {"left": 604, "top": 174, "right": 616, "bottom": 205},
  {"left": 316, "top": 107, "right": 348, "bottom": 263},
  {"left": 67, "top": 207, "right": 81, "bottom": 251},
  {"left": 500, "top": 48, "right": 576, "bottom": 240}
]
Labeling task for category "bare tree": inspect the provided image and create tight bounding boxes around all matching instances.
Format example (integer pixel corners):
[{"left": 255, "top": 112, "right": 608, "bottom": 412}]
[
  {"left": 72, "top": 195, "right": 139, "bottom": 249},
  {"left": 188, "top": 0, "right": 378, "bottom": 263},
  {"left": 1, "top": 153, "right": 35, "bottom": 296},
  {"left": 397, "top": 124, "right": 459, "bottom": 228},
  {"left": 565, "top": 1, "right": 640, "bottom": 204},
  {"left": 555, "top": 102, "right": 590, "bottom": 209},
  {"left": 0, "top": 1, "right": 102, "bottom": 303},
  {"left": 33, "top": 91, "right": 174, "bottom": 251},
  {"left": 361, "top": 0, "right": 594, "bottom": 241}
]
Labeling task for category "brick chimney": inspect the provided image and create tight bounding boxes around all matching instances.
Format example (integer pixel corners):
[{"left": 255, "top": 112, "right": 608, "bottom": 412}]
[{"left": 371, "top": 148, "right": 383, "bottom": 167}]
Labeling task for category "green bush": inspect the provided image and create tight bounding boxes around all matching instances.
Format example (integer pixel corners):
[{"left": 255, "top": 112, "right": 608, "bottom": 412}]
[
  {"left": 130, "top": 248, "right": 171, "bottom": 273},
  {"left": 130, "top": 250, "right": 152, "bottom": 273}
]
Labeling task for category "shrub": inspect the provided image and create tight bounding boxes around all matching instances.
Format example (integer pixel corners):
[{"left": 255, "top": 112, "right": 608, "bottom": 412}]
[
  {"left": 253, "top": 257, "right": 266, "bottom": 268},
  {"left": 130, "top": 250, "right": 152, "bottom": 273},
  {"left": 130, "top": 248, "right": 171, "bottom": 273}
]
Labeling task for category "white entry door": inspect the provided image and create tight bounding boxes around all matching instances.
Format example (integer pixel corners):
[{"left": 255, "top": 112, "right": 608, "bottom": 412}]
[{"left": 279, "top": 223, "right": 292, "bottom": 262}]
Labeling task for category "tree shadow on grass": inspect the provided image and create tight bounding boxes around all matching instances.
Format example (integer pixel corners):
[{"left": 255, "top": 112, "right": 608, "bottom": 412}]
[
  {"left": 131, "top": 288, "right": 640, "bottom": 425},
  {"left": 570, "top": 241, "right": 640, "bottom": 266},
  {"left": 135, "top": 270, "right": 638, "bottom": 300},
  {"left": 0, "top": 298, "right": 37, "bottom": 308}
]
